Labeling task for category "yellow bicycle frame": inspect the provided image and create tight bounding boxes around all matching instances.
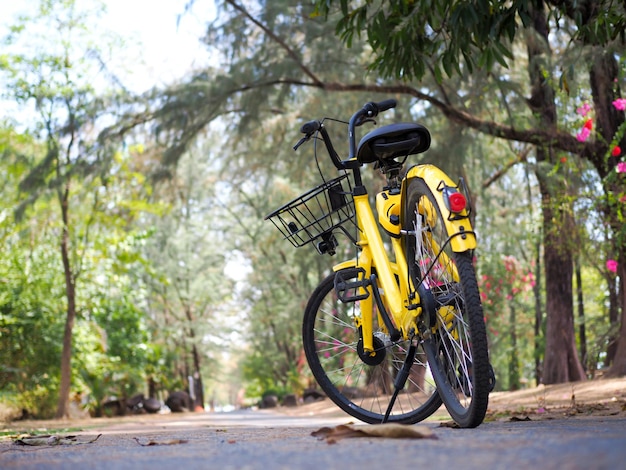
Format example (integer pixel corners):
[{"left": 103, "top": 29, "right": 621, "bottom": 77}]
[{"left": 333, "top": 164, "right": 476, "bottom": 357}]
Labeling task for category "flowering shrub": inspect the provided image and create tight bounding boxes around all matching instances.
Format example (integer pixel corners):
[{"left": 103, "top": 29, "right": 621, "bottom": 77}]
[
  {"left": 606, "top": 259, "right": 618, "bottom": 273},
  {"left": 576, "top": 118, "right": 593, "bottom": 142},
  {"left": 573, "top": 96, "right": 626, "bottom": 274},
  {"left": 479, "top": 256, "right": 535, "bottom": 333},
  {"left": 613, "top": 99, "right": 626, "bottom": 111},
  {"left": 577, "top": 103, "right": 592, "bottom": 116}
]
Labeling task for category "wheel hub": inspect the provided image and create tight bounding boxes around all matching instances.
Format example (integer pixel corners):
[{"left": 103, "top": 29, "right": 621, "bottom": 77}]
[{"left": 357, "top": 335, "right": 386, "bottom": 366}]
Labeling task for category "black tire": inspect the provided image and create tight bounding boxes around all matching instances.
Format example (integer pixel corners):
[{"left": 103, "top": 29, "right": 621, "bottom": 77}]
[
  {"left": 302, "top": 271, "right": 443, "bottom": 424},
  {"left": 404, "top": 177, "right": 490, "bottom": 428}
]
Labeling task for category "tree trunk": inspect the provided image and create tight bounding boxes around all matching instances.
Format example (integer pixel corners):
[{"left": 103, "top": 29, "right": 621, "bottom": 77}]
[
  {"left": 509, "top": 302, "right": 520, "bottom": 391},
  {"left": 528, "top": 161, "right": 545, "bottom": 384},
  {"left": 575, "top": 260, "right": 587, "bottom": 371},
  {"left": 56, "top": 183, "right": 77, "bottom": 419},
  {"left": 533, "top": 243, "right": 544, "bottom": 384},
  {"left": 185, "top": 302, "right": 205, "bottom": 410},
  {"left": 526, "top": 1, "right": 585, "bottom": 384},
  {"left": 191, "top": 343, "right": 205, "bottom": 410},
  {"left": 539, "top": 186, "right": 586, "bottom": 384}
]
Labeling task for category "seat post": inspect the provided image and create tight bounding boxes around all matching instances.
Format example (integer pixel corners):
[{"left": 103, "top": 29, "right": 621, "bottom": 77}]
[{"left": 383, "top": 165, "right": 403, "bottom": 194}]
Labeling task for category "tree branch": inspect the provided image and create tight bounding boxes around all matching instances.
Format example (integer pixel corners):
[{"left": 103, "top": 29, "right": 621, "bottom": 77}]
[
  {"left": 224, "top": 0, "right": 324, "bottom": 87},
  {"left": 215, "top": 76, "right": 597, "bottom": 158},
  {"left": 482, "top": 147, "right": 532, "bottom": 189}
]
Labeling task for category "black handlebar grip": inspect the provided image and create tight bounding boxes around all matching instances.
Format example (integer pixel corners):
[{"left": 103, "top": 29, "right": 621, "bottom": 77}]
[
  {"left": 300, "top": 120, "right": 321, "bottom": 134},
  {"left": 376, "top": 99, "right": 397, "bottom": 112}
]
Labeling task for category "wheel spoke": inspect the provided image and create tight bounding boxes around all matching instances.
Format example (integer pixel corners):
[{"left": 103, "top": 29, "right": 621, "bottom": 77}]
[
  {"left": 405, "top": 178, "right": 490, "bottom": 428},
  {"left": 303, "top": 272, "right": 443, "bottom": 424}
]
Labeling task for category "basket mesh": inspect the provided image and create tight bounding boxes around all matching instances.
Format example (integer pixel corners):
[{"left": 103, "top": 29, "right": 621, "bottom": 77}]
[{"left": 265, "top": 175, "right": 355, "bottom": 248}]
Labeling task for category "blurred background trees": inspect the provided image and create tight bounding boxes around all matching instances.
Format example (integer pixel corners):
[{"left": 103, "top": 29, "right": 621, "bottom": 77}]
[{"left": 0, "top": 0, "right": 625, "bottom": 418}]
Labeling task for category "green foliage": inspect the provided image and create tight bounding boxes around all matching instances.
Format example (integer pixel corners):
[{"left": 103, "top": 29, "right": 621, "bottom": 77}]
[
  {"left": 316, "top": 0, "right": 625, "bottom": 82},
  {"left": 0, "top": 115, "right": 165, "bottom": 417},
  {"left": 0, "top": 129, "right": 65, "bottom": 417}
]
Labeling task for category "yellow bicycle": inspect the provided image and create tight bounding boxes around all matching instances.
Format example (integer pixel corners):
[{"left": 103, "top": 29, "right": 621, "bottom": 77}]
[{"left": 266, "top": 100, "right": 493, "bottom": 428}]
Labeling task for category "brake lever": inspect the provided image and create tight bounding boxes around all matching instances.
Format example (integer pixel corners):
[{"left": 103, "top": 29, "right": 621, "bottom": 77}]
[{"left": 293, "top": 134, "right": 312, "bottom": 151}]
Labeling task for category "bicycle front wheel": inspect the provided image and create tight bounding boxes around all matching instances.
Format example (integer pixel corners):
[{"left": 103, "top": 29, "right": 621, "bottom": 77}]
[
  {"left": 302, "top": 271, "right": 442, "bottom": 424},
  {"left": 404, "top": 177, "right": 490, "bottom": 428}
]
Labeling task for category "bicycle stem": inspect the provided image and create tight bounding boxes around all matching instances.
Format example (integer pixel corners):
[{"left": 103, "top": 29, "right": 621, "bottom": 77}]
[{"left": 318, "top": 125, "right": 364, "bottom": 186}]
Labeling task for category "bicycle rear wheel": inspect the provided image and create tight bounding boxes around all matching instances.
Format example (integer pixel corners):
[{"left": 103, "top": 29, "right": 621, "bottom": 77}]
[
  {"left": 404, "top": 177, "right": 490, "bottom": 428},
  {"left": 302, "top": 271, "right": 442, "bottom": 424}
]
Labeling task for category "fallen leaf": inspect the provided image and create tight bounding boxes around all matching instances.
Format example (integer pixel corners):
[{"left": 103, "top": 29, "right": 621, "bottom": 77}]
[
  {"left": 510, "top": 416, "right": 532, "bottom": 422},
  {"left": 311, "top": 423, "right": 435, "bottom": 443},
  {"left": 15, "top": 434, "right": 102, "bottom": 446},
  {"left": 438, "top": 421, "right": 460, "bottom": 428},
  {"left": 134, "top": 437, "right": 188, "bottom": 446}
]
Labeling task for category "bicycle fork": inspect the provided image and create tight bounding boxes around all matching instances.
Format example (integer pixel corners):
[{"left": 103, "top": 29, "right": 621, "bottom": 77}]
[{"left": 334, "top": 192, "right": 417, "bottom": 355}]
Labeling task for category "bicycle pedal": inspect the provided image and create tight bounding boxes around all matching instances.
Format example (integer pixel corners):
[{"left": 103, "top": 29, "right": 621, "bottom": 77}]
[{"left": 334, "top": 267, "right": 371, "bottom": 302}]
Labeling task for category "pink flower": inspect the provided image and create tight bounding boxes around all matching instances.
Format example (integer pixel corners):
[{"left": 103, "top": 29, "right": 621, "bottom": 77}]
[
  {"left": 613, "top": 98, "right": 626, "bottom": 111},
  {"left": 576, "top": 127, "right": 591, "bottom": 142},
  {"left": 576, "top": 103, "right": 591, "bottom": 117},
  {"left": 612, "top": 146, "right": 622, "bottom": 157},
  {"left": 617, "top": 162, "right": 626, "bottom": 173},
  {"left": 607, "top": 260, "right": 618, "bottom": 273},
  {"left": 619, "top": 194, "right": 626, "bottom": 203}
]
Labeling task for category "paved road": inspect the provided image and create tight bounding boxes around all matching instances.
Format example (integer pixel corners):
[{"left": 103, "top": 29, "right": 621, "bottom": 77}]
[{"left": 2, "top": 410, "right": 625, "bottom": 469}]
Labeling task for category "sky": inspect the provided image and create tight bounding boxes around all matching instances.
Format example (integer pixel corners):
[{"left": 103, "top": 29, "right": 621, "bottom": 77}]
[
  {"left": 0, "top": 0, "right": 216, "bottom": 93},
  {"left": 102, "top": 0, "right": 216, "bottom": 91}
]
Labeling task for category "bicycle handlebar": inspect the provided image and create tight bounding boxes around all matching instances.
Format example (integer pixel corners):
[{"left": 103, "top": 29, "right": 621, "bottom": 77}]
[
  {"left": 364, "top": 99, "right": 397, "bottom": 116},
  {"left": 300, "top": 120, "right": 321, "bottom": 134},
  {"left": 348, "top": 99, "right": 397, "bottom": 162},
  {"left": 294, "top": 99, "right": 397, "bottom": 171}
]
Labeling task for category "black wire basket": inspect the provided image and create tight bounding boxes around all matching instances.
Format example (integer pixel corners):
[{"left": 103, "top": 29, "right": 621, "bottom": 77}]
[{"left": 265, "top": 174, "right": 355, "bottom": 248}]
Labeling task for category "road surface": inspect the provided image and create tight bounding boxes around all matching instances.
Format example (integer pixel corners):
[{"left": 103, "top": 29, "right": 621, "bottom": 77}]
[{"left": 1, "top": 409, "right": 625, "bottom": 469}]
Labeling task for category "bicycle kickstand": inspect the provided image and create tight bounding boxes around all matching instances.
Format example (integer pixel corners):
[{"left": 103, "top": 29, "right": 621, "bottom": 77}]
[{"left": 381, "top": 338, "right": 418, "bottom": 424}]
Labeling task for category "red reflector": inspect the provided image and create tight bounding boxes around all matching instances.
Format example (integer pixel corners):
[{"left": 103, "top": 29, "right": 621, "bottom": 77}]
[{"left": 448, "top": 192, "right": 467, "bottom": 213}]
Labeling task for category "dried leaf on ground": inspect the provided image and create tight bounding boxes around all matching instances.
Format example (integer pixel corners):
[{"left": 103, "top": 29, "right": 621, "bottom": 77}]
[
  {"left": 133, "top": 437, "right": 188, "bottom": 446},
  {"left": 509, "top": 416, "right": 532, "bottom": 422},
  {"left": 438, "top": 421, "right": 460, "bottom": 428},
  {"left": 15, "top": 434, "right": 101, "bottom": 446},
  {"left": 311, "top": 423, "right": 435, "bottom": 443}
]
